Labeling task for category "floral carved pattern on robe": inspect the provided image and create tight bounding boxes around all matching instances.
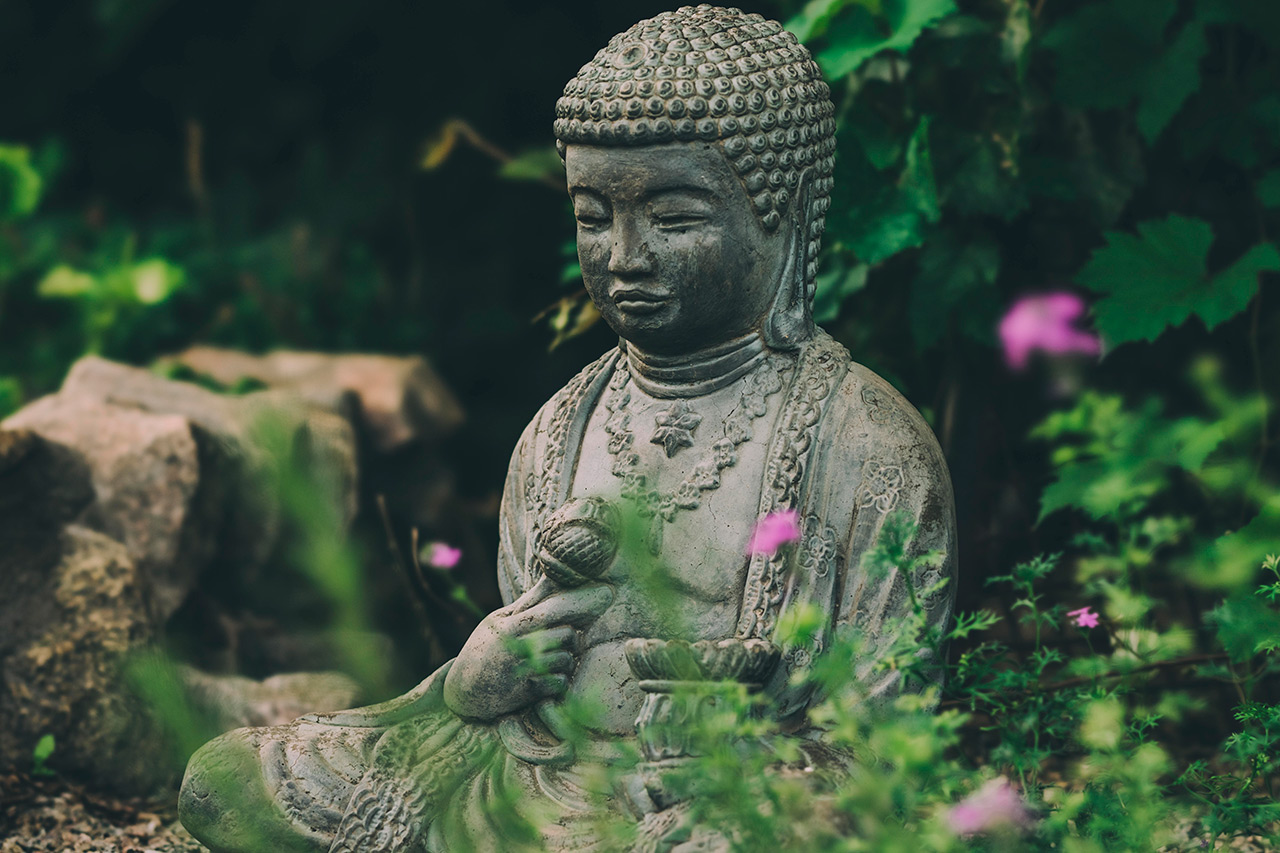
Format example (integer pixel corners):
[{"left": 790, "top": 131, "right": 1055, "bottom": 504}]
[{"left": 856, "top": 460, "right": 905, "bottom": 514}]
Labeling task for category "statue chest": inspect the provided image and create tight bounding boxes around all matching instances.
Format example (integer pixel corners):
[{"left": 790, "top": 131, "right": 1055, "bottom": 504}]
[{"left": 567, "top": 373, "right": 785, "bottom": 638}]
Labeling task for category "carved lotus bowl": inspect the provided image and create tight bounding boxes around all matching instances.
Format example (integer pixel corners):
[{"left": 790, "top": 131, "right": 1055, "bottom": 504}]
[{"left": 624, "top": 638, "right": 781, "bottom": 687}]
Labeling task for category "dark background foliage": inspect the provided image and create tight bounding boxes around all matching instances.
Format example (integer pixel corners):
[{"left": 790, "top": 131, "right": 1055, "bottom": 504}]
[{"left": 3, "top": 0, "right": 1279, "bottom": 735}]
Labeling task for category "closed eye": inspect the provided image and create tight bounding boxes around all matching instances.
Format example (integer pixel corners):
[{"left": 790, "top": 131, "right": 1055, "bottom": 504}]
[
  {"left": 652, "top": 212, "right": 708, "bottom": 231},
  {"left": 575, "top": 212, "right": 610, "bottom": 230}
]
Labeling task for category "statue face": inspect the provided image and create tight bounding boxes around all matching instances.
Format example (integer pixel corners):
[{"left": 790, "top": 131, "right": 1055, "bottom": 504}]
[{"left": 565, "top": 142, "right": 789, "bottom": 355}]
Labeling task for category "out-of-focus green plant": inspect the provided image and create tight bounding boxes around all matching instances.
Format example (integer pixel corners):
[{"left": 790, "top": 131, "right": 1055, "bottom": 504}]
[
  {"left": 37, "top": 254, "right": 186, "bottom": 354},
  {"left": 30, "top": 733, "right": 56, "bottom": 777}
]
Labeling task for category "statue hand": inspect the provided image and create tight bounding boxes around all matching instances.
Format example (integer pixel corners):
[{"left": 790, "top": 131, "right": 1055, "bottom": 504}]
[{"left": 443, "top": 581, "right": 613, "bottom": 721}]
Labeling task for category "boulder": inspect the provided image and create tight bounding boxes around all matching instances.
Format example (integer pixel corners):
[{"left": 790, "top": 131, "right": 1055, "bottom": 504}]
[
  {"left": 172, "top": 347, "right": 464, "bottom": 451},
  {"left": 177, "top": 667, "right": 362, "bottom": 731},
  {"left": 5, "top": 396, "right": 217, "bottom": 621},
  {"left": 0, "top": 525, "right": 162, "bottom": 792}
]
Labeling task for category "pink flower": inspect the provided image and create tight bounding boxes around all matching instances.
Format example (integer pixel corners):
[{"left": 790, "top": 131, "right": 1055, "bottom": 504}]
[
  {"left": 946, "top": 777, "right": 1035, "bottom": 836},
  {"left": 998, "top": 292, "right": 1101, "bottom": 371},
  {"left": 1068, "top": 606, "right": 1100, "bottom": 629},
  {"left": 746, "top": 509, "right": 802, "bottom": 556},
  {"left": 423, "top": 541, "right": 462, "bottom": 570}
]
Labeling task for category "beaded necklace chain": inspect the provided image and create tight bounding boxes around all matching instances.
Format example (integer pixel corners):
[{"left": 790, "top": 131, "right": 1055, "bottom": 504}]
[{"left": 603, "top": 353, "right": 790, "bottom": 554}]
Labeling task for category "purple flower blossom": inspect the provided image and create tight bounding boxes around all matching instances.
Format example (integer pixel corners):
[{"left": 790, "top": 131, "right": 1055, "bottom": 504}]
[
  {"left": 1068, "top": 606, "right": 1100, "bottom": 629},
  {"left": 999, "top": 292, "right": 1102, "bottom": 371},
  {"left": 946, "top": 777, "right": 1035, "bottom": 836},
  {"left": 423, "top": 541, "right": 462, "bottom": 570},
  {"left": 746, "top": 509, "right": 802, "bottom": 556}
]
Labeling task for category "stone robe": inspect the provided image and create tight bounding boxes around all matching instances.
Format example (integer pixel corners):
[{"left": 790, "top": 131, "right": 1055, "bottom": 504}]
[{"left": 178, "top": 330, "right": 956, "bottom": 853}]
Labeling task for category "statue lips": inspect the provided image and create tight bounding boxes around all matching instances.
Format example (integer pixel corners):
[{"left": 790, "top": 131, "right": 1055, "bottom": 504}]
[{"left": 612, "top": 287, "right": 671, "bottom": 315}]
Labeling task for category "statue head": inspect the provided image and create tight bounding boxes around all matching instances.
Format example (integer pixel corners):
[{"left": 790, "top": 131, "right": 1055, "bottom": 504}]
[{"left": 554, "top": 5, "right": 836, "bottom": 354}]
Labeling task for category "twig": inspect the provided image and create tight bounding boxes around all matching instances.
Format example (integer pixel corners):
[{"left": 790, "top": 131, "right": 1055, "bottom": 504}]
[
  {"left": 375, "top": 495, "right": 446, "bottom": 661},
  {"left": 434, "top": 118, "right": 565, "bottom": 193},
  {"left": 942, "top": 652, "right": 1233, "bottom": 709}
]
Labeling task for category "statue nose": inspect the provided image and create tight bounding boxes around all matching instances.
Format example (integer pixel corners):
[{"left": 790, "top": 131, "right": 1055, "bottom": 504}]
[{"left": 608, "top": 218, "right": 653, "bottom": 277}]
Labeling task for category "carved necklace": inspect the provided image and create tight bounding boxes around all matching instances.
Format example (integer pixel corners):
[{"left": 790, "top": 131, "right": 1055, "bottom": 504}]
[{"left": 603, "top": 352, "right": 790, "bottom": 554}]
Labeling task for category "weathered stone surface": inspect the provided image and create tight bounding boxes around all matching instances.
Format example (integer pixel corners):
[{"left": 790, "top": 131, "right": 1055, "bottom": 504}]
[
  {"left": 0, "top": 526, "right": 161, "bottom": 793},
  {"left": 3, "top": 357, "right": 361, "bottom": 615},
  {"left": 173, "top": 347, "right": 464, "bottom": 451},
  {"left": 0, "top": 429, "right": 95, "bottom": 666},
  {"left": 178, "top": 667, "right": 362, "bottom": 731},
  {"left": 5, "top": 396, "right": 214, "bottom": 621}
]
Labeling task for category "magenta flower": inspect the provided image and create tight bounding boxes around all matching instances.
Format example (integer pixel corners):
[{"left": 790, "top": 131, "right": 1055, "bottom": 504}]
[
  {"left": 746, "top": 509, "right": 802, "bottom": 556},
  {"left": 998, "top": 292, "right": 1101, "bottom": 371},
  {"left": 945, "top": 777, "right": 1035, "bottom": 836},
  {"left": 1067, "top": 606, "right": 1100, "bottom": 629},
  {"left": 423, "top": 541, "right": 462, "bottom": 570}
]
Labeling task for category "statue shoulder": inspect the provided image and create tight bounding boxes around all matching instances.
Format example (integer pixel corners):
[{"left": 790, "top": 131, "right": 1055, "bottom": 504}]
[
  {"left": 826, "top": 357, "right": 950, "bottom": 485},
  {"left": 516, "top": 347, "right": 621, "bottom": 451}
]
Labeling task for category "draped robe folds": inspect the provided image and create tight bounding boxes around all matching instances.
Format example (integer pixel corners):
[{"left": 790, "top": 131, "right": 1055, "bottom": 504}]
[{"left": 178, "top": 330, "right": 956, "bottom": 853}]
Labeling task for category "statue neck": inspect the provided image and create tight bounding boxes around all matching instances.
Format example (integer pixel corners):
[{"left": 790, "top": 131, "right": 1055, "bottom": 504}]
[{"left": 624, "top": 333, "right": 766, "bottom": 399}]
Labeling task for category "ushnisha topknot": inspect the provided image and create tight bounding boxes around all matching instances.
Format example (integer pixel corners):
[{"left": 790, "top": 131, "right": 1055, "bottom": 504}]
[{"left": 554, "top": 5, "right": 837, "bottom": 290}]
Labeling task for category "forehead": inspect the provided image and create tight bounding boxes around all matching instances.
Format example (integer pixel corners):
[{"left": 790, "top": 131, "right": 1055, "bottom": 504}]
[{"left": 564, "top": 142, "right": 739, "bottom": 200}]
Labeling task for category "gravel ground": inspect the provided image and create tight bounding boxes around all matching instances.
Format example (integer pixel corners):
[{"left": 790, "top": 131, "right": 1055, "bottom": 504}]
[{"left": 0, "top": 774, "right": 206, "bottom": 853}]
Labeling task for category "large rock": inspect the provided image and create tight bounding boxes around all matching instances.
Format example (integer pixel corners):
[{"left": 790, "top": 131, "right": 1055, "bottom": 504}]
[
  {"left": 5, "top": 396, "right": 217, "bottom": 621},
  {"left": 2, "top": 357, "right": 361, "bottom": 622},
  {"left": 0, "top": 525, "right": 161, "bottom": 792},
  {"left": 177, "top": 667, "right": 362, "bottom": 731},
  {"left": 172, "top": 347, "right": 464, "bottom": 451}
]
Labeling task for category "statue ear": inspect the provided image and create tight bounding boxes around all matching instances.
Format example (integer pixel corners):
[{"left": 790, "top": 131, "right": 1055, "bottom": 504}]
[{"left": 763, "top": 168, "right": 816, "bottom": 350}]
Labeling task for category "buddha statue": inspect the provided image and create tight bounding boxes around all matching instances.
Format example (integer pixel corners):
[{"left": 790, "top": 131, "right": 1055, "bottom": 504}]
[{"left": 178, "top": 6, "right": 957, "bottom": 851}]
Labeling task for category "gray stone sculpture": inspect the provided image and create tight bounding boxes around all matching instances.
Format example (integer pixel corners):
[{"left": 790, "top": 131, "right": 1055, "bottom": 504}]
[{"left": 178, "top": 6, "right": 956, "bottom": 851}]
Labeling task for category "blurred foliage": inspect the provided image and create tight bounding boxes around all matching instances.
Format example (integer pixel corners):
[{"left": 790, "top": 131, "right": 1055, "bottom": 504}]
[{"left": 3, "top": 0, "right": 1280, "bottom": 843}]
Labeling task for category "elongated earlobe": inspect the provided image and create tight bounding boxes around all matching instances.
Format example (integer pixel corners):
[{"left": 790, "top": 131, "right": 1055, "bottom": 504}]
[{"left": 763, "top": 170, "right": 816, "bottom": 350}]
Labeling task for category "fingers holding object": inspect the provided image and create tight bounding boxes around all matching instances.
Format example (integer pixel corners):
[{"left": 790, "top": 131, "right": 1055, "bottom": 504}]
[
  {"left": 535, "top": 673, "right": 570, "bottom": 699},
  {"left": 539, "top": 651, "right": 576, "bottom": 674}
]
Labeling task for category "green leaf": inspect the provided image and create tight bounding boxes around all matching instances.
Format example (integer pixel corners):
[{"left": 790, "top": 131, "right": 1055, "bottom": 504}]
[
  {"left": 1207, "top": 594, "right": 1280, "bottom": 660},
  {"left": 813, "top": 260, "right": 868, "bottom": 323},
  {"left": 1135, "top": 23, "right": 1206, "bottom": 142},
  {"left": 1199, "top": 243, "right": 1280, "bottom": 328},
  {"left": 786, "top": 0, "right": 857, "bottom": 42},
  {"left": 498, "top": 147, "right": 563, "bottom": 183},
  {"left": 1258, "top": 169, "right": 1280, "bottom": 208},
  {"left": 1042, "top": 0, "right": 1177, "bottom": 110},
  {"left": 0, "top": 376, "right": 21, "bottom": 420},
  {"left": 934, "top": 130, "right": 1027, "bottom": 220},
  {"left": 128, "top": 258, "right": 186, "bottom": 305},
  {"left": 1194, "top": 496, "right": 1280, "bottom": 591},
  {"left": 816, "top": 0, "right": 958, "bottom": 78},
  {"left": 909, "top": 231, "right": 1000, "bottom": 349},
  {"left": 32, "top": 733, "right": 55, "bottom": 776},
  {"left": 1075, "top": 215, "right": 1280, "bottom": 346},
  {"left": 0, "top": 144, "right": 44, "bottom": 221},
  {"left": 37, "top": 265, "right": 97, "bottom": 299},
  {"left": 828, "top": 117, "right": 940, "bottom": 265},
  {"left": 1037, "top": 458, "right": 1164, "bottom": 524}
]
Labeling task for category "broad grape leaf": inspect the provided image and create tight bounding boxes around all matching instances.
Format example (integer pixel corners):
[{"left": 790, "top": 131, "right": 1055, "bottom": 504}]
[
  {"left": 1136, "top": 23, "right": 1207, "bottom": 142},
  {"left": 1042, "top": 0, "right": 1177, "bottom": 110},
  {"left": 1044, "top": 0, "right": 1204, "bottom": 142},
  {"left": 816, "top": 0, "right": 958, "bottom": 78},
  {"left": 1075, "top": 215, "right": 1280, "bottom": 346}
]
